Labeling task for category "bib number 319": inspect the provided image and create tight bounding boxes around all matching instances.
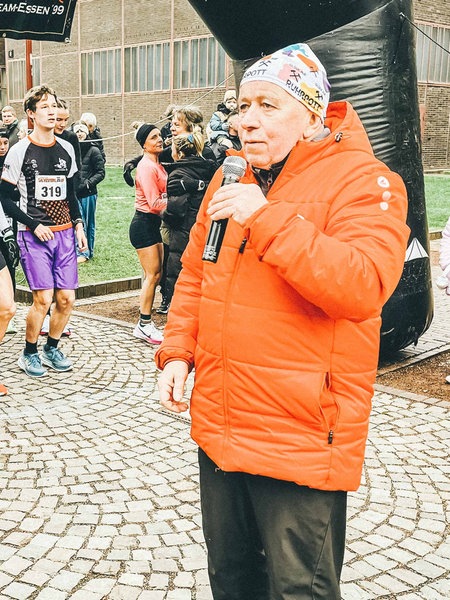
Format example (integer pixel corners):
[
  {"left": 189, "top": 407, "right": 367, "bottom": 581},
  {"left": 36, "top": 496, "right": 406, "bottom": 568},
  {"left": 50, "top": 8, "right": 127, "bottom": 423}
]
[{"left": 35, "top": 175, "right": 67, "bottom": 202}]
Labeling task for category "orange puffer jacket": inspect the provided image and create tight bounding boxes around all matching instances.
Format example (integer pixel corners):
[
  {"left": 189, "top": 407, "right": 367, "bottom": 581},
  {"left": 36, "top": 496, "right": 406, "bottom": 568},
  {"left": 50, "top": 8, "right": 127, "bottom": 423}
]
[{"left": 156, "top": 101, "right": 409, "bottom": 491}]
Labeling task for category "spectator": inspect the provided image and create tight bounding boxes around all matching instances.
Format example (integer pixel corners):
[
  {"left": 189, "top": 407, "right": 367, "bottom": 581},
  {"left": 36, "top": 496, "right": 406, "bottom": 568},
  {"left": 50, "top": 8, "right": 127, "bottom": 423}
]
[
  {"left": 166, "top": 106, "right": 216, "bottom": 165},
  {"left": 206, "top": 89, "right": 237, "bottom": 142},
  {"left": 156, "top": 42, "right": 409, "bottom": 598},
  {"left": 80, "top": 112, "right": 105, "bottom": 161},
  {"left": 161, "top": 127, "right": 216, "bottom": 310},
  {"left": 0, "top": 84, "right": 87, "bottom": 378},
  {"left": 73, "top": 121, "right": 105, "bottom": 262},
  {"left": 129, "top": 122, "right": 166, "bottom": 345},
  {"left": 55, "top": 99, "right": 81, "bottom": 171},
  {"left": 160, "top": 103, "right": 176, "bottom": 147},
  {"left": 209, "top": 110, "right": 242, "bottom": 165},
  {"left": 17, "top": 119, "right": 29, "bottom": 140},
  {"left": 1, "top": 105, "right": 20, "bottom": 147},
  {"left": 156, "top": 106, "right": 217, "bottom": 314}
]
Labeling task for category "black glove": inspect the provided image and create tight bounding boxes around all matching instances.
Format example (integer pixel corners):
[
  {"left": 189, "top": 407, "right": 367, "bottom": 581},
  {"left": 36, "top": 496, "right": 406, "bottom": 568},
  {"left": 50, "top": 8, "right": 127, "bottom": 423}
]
[
  {"left": 167, "top": 176, "right": 205, "bottom": 196},
  {"left": 1, "top": 227, "right": 20, "bottom": 270},
  {"left": 123, "top": 162, "right": 135, "bottom": 187}
]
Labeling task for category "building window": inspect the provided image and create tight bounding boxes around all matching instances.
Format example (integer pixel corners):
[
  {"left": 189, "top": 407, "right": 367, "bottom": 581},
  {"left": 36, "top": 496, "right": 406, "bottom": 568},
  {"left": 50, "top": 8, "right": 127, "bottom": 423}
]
[
  {"left": 416, "top": 23, "right": 450, "bottom": 84},
  {"left": 8, "top": 58, "right": 40, "bottom": 101},
  {"left": 173, "top": 36, "right": 226, "bottom": 89},
  {"left": 124, "top": 41, "right": 170, "bottom": 92},
  {"left": 81, "top": 49, "right": 121, "bottom": 95}
]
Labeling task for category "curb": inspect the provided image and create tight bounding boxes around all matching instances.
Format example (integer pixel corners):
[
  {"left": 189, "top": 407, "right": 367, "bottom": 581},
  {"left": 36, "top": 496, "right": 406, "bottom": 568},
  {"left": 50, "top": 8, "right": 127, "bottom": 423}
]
[{"left": 15, "top": 276, "right": 142, "bottom": 303}]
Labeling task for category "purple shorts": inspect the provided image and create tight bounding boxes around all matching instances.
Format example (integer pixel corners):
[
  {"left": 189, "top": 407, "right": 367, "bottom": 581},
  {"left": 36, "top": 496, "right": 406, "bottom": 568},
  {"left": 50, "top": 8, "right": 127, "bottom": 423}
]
[{"left": 18, "top": 228, "right": 79, "bottom": 291}]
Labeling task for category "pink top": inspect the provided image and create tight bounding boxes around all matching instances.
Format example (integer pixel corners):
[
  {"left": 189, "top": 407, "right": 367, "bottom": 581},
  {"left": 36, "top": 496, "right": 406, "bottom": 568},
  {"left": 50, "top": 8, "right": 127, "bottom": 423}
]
[{"left": 134, "top": 154, "right": 167, "bottom": 213}]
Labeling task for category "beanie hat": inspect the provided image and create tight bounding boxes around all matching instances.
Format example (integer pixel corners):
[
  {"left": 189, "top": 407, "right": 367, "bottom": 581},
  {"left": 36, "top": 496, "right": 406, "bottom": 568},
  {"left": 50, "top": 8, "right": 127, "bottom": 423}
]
[
  {"left": 73, "top": 122, "right": 89, "bottom": 137},
  {"left": 224, "top": 89, "right": 237, "bottom": 102},
  {"left": 135, "top": 123, "right": 157, "bottom": 148},
  {"left": 0, "top": 127, "right": 8, "bottom": 139},
  {"left": 241, "top": 43, "right": 330, "bottom": 120}
]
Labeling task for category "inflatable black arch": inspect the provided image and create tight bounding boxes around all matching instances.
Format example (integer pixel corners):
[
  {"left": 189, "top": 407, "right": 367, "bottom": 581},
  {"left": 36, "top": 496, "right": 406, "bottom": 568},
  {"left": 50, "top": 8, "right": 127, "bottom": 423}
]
[{"left": 188, "top": 0, "right": 433, "bottom": 358}]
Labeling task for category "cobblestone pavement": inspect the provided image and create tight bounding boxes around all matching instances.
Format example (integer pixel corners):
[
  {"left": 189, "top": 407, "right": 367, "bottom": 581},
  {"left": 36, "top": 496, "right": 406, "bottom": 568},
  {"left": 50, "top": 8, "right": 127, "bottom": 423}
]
[{"left": 0, "top": 253, "right": 449, "bottom": 599}]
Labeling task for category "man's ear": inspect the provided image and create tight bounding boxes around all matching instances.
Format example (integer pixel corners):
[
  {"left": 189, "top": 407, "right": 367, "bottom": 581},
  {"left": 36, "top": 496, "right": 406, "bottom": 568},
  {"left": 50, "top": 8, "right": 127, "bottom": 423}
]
[
  {"left": 303, "top": 112, "right": 324, "bottom": 141},
  {"left": 26, "top": 109, "right": 34, "bottom": 122}
]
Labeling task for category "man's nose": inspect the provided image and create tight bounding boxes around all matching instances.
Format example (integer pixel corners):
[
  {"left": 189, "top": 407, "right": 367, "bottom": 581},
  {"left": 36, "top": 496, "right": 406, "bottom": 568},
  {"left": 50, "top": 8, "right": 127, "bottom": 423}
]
[{"left": 240, "top": 106, "right": 259, "bottom": 129}]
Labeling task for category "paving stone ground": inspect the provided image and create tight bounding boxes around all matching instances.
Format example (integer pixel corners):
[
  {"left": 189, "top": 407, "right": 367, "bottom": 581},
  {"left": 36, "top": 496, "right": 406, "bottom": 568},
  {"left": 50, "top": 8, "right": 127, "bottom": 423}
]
[{"left": 0, "top": 245, "right": 449, "bottom": 599}]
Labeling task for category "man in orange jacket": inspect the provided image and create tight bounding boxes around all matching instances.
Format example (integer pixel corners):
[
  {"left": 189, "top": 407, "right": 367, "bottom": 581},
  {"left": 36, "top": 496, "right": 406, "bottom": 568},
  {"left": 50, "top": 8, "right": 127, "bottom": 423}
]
[{"left": 156, "top": 43, "right": 409, "bottom": 599}]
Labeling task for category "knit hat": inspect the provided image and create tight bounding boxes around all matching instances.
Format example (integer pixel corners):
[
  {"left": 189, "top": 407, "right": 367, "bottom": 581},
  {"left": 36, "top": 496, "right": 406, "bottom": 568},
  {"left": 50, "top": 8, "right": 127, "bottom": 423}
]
[
  {"left": 0, "top": 127, "right": 8, "bottom": 139},
  {"left": 73, "top": 122, "right": 89, "bottom": 137},
  {"left": 241, "top": 43, "right": 330, "bottom": 120},
  {"left": 135, "top": 123, "right": 157, "bottom": 148},
  {"left": 224, "top": 89, "right": 237, "bottom": 102}
]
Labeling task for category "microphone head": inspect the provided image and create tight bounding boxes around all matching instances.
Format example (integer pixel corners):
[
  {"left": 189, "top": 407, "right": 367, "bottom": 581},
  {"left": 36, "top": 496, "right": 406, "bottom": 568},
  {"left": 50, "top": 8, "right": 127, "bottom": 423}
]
[{"left": 222, "top": 155, "right": 247, "bottom": 182}]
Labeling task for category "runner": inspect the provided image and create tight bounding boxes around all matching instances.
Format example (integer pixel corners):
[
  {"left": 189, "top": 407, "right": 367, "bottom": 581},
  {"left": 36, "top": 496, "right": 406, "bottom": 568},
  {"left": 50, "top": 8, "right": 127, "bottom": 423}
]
[{"left": 0, "top": 85, "right": 87, "bottom": 378}]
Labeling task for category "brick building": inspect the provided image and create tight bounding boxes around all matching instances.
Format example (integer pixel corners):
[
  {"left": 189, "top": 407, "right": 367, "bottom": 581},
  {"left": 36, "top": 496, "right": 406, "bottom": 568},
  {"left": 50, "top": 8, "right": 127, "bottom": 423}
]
[{"left": 0, "top": 0, "right": 449, "bottom": 168}]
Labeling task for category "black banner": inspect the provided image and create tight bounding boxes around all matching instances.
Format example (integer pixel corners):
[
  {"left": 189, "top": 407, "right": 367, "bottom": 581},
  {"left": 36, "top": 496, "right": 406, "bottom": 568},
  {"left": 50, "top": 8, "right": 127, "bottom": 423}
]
[{"left": 0, "top": 0, "right": 77, "bottom": 42}]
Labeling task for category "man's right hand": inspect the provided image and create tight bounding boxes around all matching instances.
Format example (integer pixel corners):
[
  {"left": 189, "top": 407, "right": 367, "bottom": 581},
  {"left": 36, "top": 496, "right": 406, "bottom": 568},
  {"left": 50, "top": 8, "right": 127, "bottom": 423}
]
[
  {"left": 158, "top": 360, "right": 189, "bottom": 413},
  {"left": 33, "top": 224, "right": 55, "bottom": 242}
]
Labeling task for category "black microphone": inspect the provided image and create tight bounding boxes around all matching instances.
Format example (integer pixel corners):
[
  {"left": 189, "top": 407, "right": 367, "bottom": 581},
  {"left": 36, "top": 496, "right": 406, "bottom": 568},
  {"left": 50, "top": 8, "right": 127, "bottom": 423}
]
[{"left": 202, "top": 155, "right": 247, "bottom": 263}]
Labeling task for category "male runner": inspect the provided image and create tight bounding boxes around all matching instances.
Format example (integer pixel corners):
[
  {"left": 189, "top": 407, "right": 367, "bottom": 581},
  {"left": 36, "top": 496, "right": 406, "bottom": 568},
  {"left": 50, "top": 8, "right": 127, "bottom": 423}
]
[{"left": 0, "top": 84, "right": 87, "bottom": 377}]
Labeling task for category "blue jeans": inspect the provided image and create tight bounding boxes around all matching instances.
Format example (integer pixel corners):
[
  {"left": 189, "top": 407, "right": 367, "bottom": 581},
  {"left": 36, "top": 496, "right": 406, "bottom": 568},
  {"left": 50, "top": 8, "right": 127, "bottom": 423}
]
[{"left": 76, "top": 194, "right": 97, "bottom": 259}]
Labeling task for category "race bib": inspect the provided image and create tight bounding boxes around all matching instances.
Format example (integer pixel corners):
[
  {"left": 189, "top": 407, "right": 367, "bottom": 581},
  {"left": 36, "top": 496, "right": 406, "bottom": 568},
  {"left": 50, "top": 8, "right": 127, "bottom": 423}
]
[{"left": 35, "top": 175, "right": 67, "bottom": 202}]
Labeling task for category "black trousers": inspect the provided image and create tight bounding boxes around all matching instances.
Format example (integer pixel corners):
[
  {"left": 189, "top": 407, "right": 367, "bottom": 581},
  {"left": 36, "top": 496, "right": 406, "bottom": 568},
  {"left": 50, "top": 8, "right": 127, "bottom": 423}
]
[{"left": 198, "top": 448, "right": 347, "bottom": 600}]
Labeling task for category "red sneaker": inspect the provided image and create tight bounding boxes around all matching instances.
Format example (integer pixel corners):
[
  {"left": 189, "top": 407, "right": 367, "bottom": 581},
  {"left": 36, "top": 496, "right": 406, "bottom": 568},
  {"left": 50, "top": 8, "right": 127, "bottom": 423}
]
[{"left": 0, "top": 383, "right": 8, "bottom": 396}]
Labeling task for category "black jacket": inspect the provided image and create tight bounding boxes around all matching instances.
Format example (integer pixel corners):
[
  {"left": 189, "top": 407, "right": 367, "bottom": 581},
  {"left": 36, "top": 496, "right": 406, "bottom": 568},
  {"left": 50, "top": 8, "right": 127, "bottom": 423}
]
[
  {"left": 77, "top": 141, "right": 105, "bottom": 198},
  {"left": 5, "top": 120, "right": 20, "bottom": 147},
  {"left": 162, "top": 155, "right": 216, "bottom": 301}
]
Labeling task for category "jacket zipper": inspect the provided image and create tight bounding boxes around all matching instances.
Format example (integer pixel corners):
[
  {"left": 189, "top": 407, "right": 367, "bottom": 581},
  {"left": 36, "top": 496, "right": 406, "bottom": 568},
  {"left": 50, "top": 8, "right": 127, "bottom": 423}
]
[{"left": 220, "top": 244, "right": 246, "bottom": 463}]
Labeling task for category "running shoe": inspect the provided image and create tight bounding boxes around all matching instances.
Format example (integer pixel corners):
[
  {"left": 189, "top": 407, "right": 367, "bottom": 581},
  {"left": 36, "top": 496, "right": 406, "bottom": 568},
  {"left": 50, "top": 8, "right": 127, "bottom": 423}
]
[
  {"left": 40, "top": 315, "right": 50, "bottom": 335},
  {"left": 18, "top": 352, "right": 47, "bottom": 378},
  {"left": 40, "top": 315, "right": 71, "bottom": 337},
  {"left": 133, "top": 321, "right": 164, "bottom": 345},
  {"left": 0, "top": 383, "right": 7, "bottom": 396},
  {"left": 5, "top": 317, "right": 17, "bottom": 334},
  {"left": 41, "top": 346, "right": 73, "bottom": 372},
  {"left": 156, "top": 299, "right": 170, "bottom": 314}
]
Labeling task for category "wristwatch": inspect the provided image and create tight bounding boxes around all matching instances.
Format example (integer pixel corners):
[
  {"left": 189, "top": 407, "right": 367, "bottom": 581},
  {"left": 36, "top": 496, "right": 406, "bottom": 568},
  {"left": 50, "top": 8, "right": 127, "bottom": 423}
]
[{"left": 72, "top": 218, "right": 83, "bottom": 227}]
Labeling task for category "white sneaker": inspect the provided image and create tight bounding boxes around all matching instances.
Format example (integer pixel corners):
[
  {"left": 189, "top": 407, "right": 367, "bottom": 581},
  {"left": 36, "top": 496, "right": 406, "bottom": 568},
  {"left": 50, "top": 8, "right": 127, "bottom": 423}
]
[
  {"left": 40, "top": 315, "right": 71, "bottom": 337},
  {"left": 5, "top": 317, "right": 17, "bottom": 334},
  {"left": 40, "top": 315, "right": 50, "bottom": 335},
  {"left": 133, "top": 321, "right": 164, "bottom": 345},
  {"left": 446, "top": 375, "right": 450, "bottom": 384},
  {"left": 435, "top": 275, "right": 449, "bottom": 290}
]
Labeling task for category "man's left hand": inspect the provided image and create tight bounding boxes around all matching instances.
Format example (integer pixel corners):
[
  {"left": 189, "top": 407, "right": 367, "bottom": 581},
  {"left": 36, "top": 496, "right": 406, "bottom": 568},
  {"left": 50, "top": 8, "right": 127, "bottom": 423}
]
[
  {"left": 206, "top": 183, "right": 268, "bottom": 226},
  {"left": 75, "top": 223, "right": 88, "bottom": 253}
]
